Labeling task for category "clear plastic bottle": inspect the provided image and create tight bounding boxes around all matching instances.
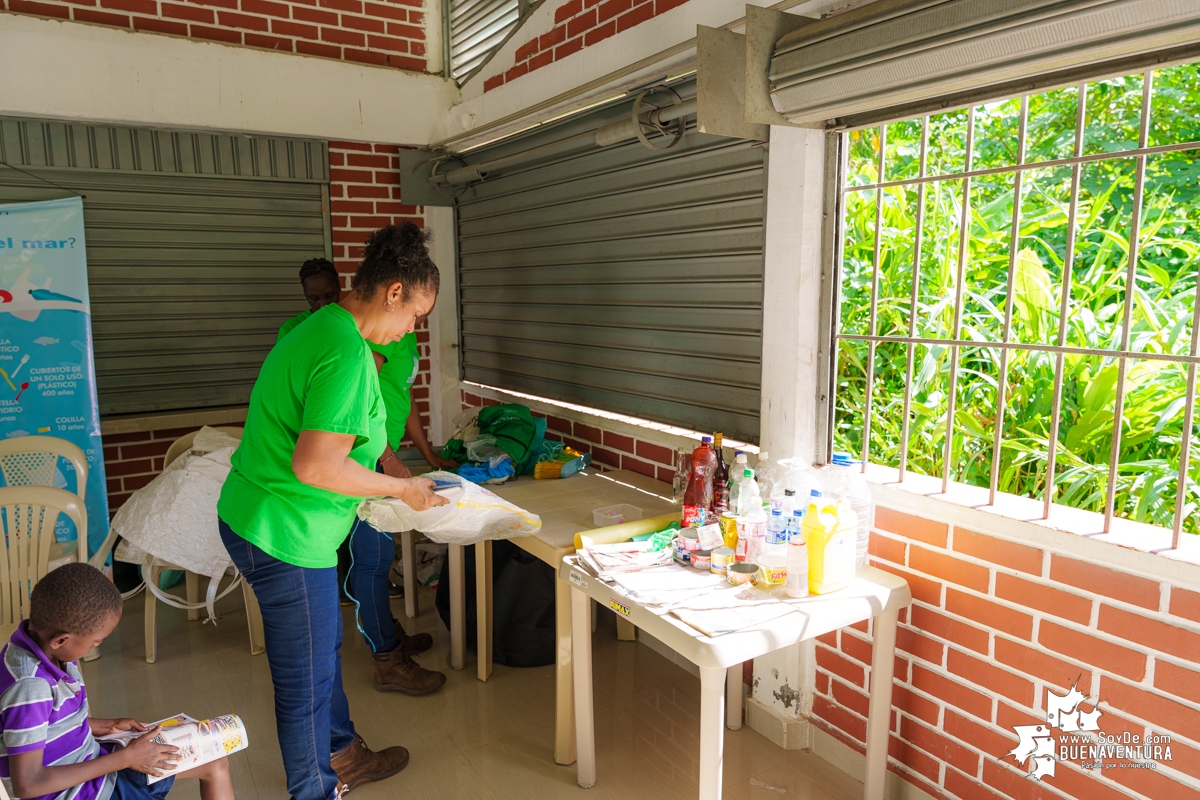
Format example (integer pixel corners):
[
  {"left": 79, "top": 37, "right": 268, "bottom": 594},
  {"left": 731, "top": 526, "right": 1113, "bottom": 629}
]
[
  {"left": 735, "top": 468, "right": 767, "bottom": 564},
  {"left": 756, "top": 451, "right": 774, "bottom": 509},
  {"left": 785, "top": 509, "right": 809, "bottom": 598},
  {"left": 728, "top": 452, "right": 749, "bottom": 509},
  {"left": 769, "top": 459, "right": 821, "bottom": 515},
  {"left": 672, "top": 447, "right": 691, "bottom": 504},
  {"left": 819, "top": 452, "right": 874, "bottom": 569}
]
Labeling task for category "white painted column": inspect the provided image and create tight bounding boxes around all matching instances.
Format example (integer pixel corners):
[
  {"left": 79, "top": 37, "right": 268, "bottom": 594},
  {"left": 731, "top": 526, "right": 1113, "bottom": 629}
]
[
  {"left": 426, "top": 204, "right": 461, "bottom": 444},
  {"left": 750, "top": 125, "right": 827, "bottom": 743}
]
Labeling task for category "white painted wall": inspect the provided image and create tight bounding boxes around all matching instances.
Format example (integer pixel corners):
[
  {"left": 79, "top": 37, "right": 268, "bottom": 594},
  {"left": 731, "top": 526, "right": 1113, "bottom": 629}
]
[{"left": 0, "top": 14, "right": 458, "bottom": 144}]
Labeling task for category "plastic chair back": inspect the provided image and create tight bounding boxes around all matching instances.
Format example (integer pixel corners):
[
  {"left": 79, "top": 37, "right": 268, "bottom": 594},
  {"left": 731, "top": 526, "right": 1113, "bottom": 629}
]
[
  {"left": 163, "top": 427, "right": 243, "bottom": 470},
  {"left": 0, "top": 487, "right": 87, "bottom": 626},
  {"left": 0, "top": 436, "right": 88, "bottom": 501}
]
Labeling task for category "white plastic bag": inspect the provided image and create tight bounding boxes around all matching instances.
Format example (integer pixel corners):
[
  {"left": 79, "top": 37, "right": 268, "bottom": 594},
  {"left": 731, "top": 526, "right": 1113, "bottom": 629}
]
[{"left": 357, "top": 471, "right": 540, "bottom": 545}]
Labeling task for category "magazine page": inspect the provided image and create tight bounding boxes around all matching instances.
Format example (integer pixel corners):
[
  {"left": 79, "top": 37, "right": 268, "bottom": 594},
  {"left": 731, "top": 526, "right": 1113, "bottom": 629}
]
[{"left": 98, "top": 713, "right": 248, "bottom": 783}]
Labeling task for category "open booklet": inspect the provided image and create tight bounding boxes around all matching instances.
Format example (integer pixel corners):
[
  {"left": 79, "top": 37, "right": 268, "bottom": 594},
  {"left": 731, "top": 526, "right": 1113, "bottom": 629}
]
[{"left": 97, "top": 714, "right": 248, "bottom": 784}]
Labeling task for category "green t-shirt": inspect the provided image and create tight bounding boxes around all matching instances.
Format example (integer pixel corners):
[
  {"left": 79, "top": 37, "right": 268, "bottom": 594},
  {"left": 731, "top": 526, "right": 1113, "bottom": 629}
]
[
  {"left": 219, "top": 303, "right": 386, "bottom": 568},
  {"left": 367, "top": 333, "right": 420, "bottom": 449},
  {"left": 277, "top": 309, "right": 312, "bottom": 343}
]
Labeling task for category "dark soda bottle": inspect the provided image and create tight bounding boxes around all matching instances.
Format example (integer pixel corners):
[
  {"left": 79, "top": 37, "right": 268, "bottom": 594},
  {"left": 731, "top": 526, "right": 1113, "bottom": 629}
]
[
  {"left": 682, "top": 436, "right": 717, "bottom": 527},
  {"left": 712, "top": 432, "right": 729, "bottom": 514}
]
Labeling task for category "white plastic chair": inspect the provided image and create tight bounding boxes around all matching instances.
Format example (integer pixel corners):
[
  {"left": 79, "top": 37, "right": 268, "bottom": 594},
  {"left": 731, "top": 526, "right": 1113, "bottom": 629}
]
[
  {"left": 142, "top": 427, "right": 264, "bottom": 664},
  {"left": 0, "top": 486, "right": 89, "bottom": 626},
  {"left": 0, "top": 436, "right": 90, "bottom": 569}
]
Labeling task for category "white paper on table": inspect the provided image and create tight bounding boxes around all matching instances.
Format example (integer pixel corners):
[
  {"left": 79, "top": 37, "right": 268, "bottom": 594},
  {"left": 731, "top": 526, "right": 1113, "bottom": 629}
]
[
  {"left": 608, "top": 565, "right": 724, "bottom": 606},
  {"left": 670, "top": 604, "right": 797, "bottom": 637}
]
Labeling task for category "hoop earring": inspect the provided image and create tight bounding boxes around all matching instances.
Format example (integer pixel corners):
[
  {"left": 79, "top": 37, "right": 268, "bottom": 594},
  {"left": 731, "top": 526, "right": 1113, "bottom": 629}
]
[{"left": 385, "top": 300, "right": 395, "bottom": 312}]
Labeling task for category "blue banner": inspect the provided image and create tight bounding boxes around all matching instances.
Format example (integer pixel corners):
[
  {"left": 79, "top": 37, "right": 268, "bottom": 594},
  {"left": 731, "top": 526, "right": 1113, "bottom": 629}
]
[{"left": 0, "top": 197, "right": 109, "bottom": 556}]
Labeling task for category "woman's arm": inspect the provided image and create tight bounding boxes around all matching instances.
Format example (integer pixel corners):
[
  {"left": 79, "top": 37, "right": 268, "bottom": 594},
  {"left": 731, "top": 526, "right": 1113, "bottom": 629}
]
[
  {"left": 292, "top": 430, "right": 445, "bottom": 510},
  {"left": 404, "top": 405, "right": 459, "bottom": 470}
]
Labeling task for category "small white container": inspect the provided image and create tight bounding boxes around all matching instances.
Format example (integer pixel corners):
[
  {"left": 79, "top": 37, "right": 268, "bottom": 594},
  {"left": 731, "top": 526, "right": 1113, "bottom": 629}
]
[{"left": 592, "top": 504, "right": 642, "bottom": 527}]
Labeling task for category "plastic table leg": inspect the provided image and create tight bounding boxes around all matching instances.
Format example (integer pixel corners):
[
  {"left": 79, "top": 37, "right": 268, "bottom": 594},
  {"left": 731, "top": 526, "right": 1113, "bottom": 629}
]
[
  {"left": 699, "top": 665, "right": 727, "bottom": 800},
  {"left": 571, "top": 585, "right": 596, "bottom": 788},
  {"left": 400, "top": 530, "right": 418, "bottom": 620},
  {"left": 863, "top": 609, "right": 899, "bottom": 800},
  {"left": 449, "top": 544, "right": 465, "bottom": 670}
]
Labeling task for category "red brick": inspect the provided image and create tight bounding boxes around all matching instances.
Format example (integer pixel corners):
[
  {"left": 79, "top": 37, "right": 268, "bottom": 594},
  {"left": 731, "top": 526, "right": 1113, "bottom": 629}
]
[
  {"left": 566, "top": 7, "right": 594, "bottom": 36},
  {"left": 546, "top": 416, "right": 572, "bottom": 434},
  {"left": 367, "top": 34, "right": 410, "bottom": 51},
  {"left": 1154, "top": 659, "right": 1200, "bottom": 705},
  {"left": 591, "top": 447, "right": 619, "bottom": 469},
  {"left": 982, "top": 760, "right": 1060, "bottom": 800},
  {"left": 944, "top": 709, "right": 1014, "bottom": 761},
  {"left": 1106, "top": 755, "right": 1200, "bottom": 800},
  {"left": 539, "top": 24, "right": 566, "bottom": 51},
  {"left": 584, "top": 19, "right": 615, "bottom": 45},
  {"left": 342, "top": 12, "right": 385, "bottom": 32},
  {"left": 655, "top": 0, "right": 686, "bottom": 12},
  {"left": 133, "top": 16, "right": 188, "bottom": 33},
  {"left": 218, "top": 10, "right": 269, "bottom": 29},
  {"left": 104, "top": 431, "right": 151, "bottom": 444},
  {"left": 8, "top": 0, "right": 71, "bottom": 18},
  {"left": 813, "top": 695, "right": 866, "bottom": 743},
  {"left": 944, "top": 767, "right": 1005, "bottom": 800},
  {"left": 406, "top": 8, "right": 421, "bottom": 22},
  {"left": 634, "top": 440, "right": 673, "bottom": 466},
  {"left": 817, "top": 644, "right": 865, "bottom": 688},
  {"left": 615, "top": 0, "right": 652, "bottom": 31},
  {"left": 994, "top": 638, "right": 1088, "bottom": 693},
  {"left": 1049, "top": 555, "right": 1160, "bottom": 610},
  {"left": 1098, "top": 604, "right": 1200, "bottom": 662},
  {"left": 554, "top": 0, "right": 581, "bottom": 23},
  {"left": 947, "top": 648, "right": 1034, "bottom": 706},
  {"left": 895, "top": 625, "right": 944, "bottom": 665},
  {"left": 840, "top": 630, "right": 872, "bottom": 666},
  {"left": 831, "top": 679, "right": 870, "bottom": 718},
  {"left": 270, "top": 18, "right": 318, "bottom": 37},
  {"left": 874, "top": 562, "right": 942, "bottom": 606},
  {"left": 996, "top": 700, "right": 1042, "bottom": 732},
  {"left": 504, "top": 61, "right": 529, "bottom": 81},
  {"left": 321, "top": 26, "right": 366, "bottom": 45},
  {"left": 241, "top": 0, "right": 288, "bottom": 14},
  {"left": 123, "top": 473, "right": 156, "bottom": 491},
  {"left": 868, "top": 532, "right": 905, "bottom": 565},
  {"left": 1162, "top": 736, "right": 1200, "bottom": 783},
  {"left": 191, "top": 22, "right": 242, "bottom": 41},
  {"left": 119, "top": 441, "right": 172, "bottom": 459},
  {"left": 910, "top": 546, "right": 989, "bottom": 592},
  {"left": 100, "top": 0, "right": 156, "bottom": 14},
  {"left": 621, "top": 455, "right": 655, "bottom": 479},
  {"left": 892, "top": 684, "right": 939, "bottom": 725},
  {"left": 911, "top": 605, "right": 988, "bottom": 654},
  {"left": 1102, "top": 675, "right": 1200, "bottom": 742},
  {"left": 407, "top": 39, "right": 425, "bottom": 58},
  {"left": 946, "top": 588, "right": 1033, "bottom": 640},
  {"left": 888, "top": 734, "right": 940, "bottom": 783},
  {"left": 952, "top": 529, "right": 1042, "bottom": 575},
  {"left": 815, "top": 671, "right": 829, "bottom": 695},
  {"left": 514, "top": 37, "right": 539, "bottom": 62},
  {"left": 1043, "top": 766, "right": 1133, "bottom": 800},
  {"left": 108, "top": 492, "right": 133, "bottom": 510},
  {"left": 72, "top": 7, "right": 131, "bottom": 25},
  {"left": 1038, "top": 621, "right": 1146, "bottom": 681},
  {"left": 293, "top": 4, "right": 338, "bottom": 23},
  {"left": 364, "top": 1, "right": 406, "bottom": 19},
  {"left": 817, "top": 630, "right": 837, "bottom": 647},
  {"left": 554, "top": 35, "right": 583, "bottom": 59},
  {"left": 346, "top": 184, "right": 389, "bottom": 198},
  {"left": 320, "top": 0, "right": 360, "bottom": 10},
  {"left": 901, "top": 715, "right": 979, "bottom": 774},
  {"left": 602, "top": 430, "right": 633, "bottom": 453},
  {"left": 574, "top": 423, "right": 601, "bottom": 443},
  {"left": 911, "top": 664, "right": 991, "bottom": 720},
  {"left": 994, "top": 573, "right": 1093, "bottom": 625},
  {"left": 1171, "top": 586, "right": 1200, "bottom": 624},
  {"left": 245, "top": 31, "right": 292, "bottom": 48},
  {"left": 874, "top": 508, "right": 947, "bottom": 547},
  {"left": 656, "top": 465, "right": 674, "bottom": 484},
  {"left": 596, "top": 0, "right": 629, "bottom": 21}
]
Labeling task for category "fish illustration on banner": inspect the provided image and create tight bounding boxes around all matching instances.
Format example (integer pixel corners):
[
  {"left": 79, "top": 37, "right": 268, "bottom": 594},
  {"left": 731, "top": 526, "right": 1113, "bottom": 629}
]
[{"left": 0, "top": 197, "right": 109, "bottom": 556}]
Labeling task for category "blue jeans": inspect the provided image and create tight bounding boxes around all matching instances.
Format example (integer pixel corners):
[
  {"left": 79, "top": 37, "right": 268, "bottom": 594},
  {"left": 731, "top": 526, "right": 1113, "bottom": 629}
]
[
  {"left": 219, "top": 520, "right": 355, "bottom": 800},
  {"left": 346, "top": 518, "right": 399, "bottom": 653}
]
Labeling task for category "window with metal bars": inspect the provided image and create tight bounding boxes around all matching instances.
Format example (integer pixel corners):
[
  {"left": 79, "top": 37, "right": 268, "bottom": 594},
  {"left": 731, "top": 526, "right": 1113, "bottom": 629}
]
[
  {"left": 831, "top": 60, "right": 1200, "bottom": 548},
  {"left": 446, "top": 0, "right": 527, "bottom": 83}
]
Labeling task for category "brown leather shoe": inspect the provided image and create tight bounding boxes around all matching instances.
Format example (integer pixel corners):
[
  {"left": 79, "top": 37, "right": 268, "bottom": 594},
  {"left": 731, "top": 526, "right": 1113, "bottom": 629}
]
[
  {"left": 373, "top": 647, "right": 446, "bottom": 695},
  {"left": 395, "top": 621, "right": 433, "bottom": 656},
  {"left": 330, "top": 735, "right": 408, "bottom": 793}
]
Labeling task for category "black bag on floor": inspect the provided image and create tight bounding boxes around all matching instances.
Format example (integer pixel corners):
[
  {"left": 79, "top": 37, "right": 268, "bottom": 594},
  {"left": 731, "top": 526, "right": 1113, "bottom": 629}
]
[{"left": 435, "top": 539, "right": 556, "bottom": 668}]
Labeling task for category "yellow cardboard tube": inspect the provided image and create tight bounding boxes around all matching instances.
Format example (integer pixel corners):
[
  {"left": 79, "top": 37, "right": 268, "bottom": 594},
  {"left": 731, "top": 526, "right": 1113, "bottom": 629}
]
[{"left": 574, "top": 512, "right": 681, "bottom": 551}]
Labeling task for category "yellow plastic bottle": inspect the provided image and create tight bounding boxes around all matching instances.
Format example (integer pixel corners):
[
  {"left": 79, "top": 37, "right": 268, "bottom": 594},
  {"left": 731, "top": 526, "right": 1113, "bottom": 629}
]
[{"left": 802, "top": 492, "right": 858, "bottom": 595}]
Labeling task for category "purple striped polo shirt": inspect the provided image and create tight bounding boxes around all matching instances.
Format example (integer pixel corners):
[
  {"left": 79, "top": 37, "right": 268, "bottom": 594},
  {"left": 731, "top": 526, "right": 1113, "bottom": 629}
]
[{"left": 0, "top": 622, "right": 113, "bottom": 800}]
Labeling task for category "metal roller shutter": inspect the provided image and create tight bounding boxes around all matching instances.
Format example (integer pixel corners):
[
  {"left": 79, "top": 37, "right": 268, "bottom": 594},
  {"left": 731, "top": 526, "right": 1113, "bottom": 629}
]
[
  {"left": 0, "top": 118, "right": 330, "bottom": 416},
  {"left": 455, "top": 86, "right": 765, "bottom": 443}
]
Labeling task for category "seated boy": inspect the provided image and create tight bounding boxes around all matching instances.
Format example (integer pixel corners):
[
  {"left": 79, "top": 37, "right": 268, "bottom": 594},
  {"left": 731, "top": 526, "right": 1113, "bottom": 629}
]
[{"left": 0, "top": 563, "right": 232, "bottom": 800}]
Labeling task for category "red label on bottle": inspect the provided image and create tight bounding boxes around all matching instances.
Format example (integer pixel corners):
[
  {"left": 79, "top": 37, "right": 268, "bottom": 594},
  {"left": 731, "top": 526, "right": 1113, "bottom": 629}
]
[{"left": 682, "top": 505, "right": 707, "bottom": 528}]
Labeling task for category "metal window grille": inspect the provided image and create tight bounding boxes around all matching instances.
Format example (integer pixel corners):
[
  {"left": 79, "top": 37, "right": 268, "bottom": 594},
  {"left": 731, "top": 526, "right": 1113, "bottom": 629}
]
[
  {"left": 447, "top": 0, "right": 524, "bottom": 83},
  {"left": 831, "top": 62, "right": 1200, "bottom": 548}
]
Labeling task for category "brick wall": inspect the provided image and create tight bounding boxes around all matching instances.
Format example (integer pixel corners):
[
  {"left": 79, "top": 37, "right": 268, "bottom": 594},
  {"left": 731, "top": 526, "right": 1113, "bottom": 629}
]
[
  {"left": 813, "top": 500, "right": 1200, "bottom": 800},
  {"left": 5, "top": 0, "right": 427, "bottom": 71},
  {"left": 102, "top": 427, "right": 196, "bottom": 511},
  {"left": 481, "top": 0, "right": 685, "bottom": 92}
]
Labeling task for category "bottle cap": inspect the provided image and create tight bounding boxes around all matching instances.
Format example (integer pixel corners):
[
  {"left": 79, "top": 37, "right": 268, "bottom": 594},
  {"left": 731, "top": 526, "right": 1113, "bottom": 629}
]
[
  {"left": 701, "top": 436, "right": 712, "bottom": 444},
  {"left": 793, "top": 509, "right": 805, "bottom": 515},
  {"left": 772, "top": 509, "right": 782, "bottom": 516},
  {"left": 744, "top": 469, "right": 754, "bottom": 478},
  {"left": 831, "top": 452, "right": 859, "bottom": 466},
  {"left": 784, "top": 489, "right": 795, "bottom": 496},
  {"left": 811, "top": 489, "right": 823, "bottom": 497},
  {"left": 759, "top": 451, "right": 769, "bottom": 460}
]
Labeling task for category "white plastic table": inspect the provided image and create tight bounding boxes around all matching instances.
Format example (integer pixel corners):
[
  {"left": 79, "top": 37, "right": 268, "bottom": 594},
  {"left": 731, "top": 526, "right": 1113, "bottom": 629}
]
[{"left": 561, "top": 558, "right": 911, "bottom": 800}]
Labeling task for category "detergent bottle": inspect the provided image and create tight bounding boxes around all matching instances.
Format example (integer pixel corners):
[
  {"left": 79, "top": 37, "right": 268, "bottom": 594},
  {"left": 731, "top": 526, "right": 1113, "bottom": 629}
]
[{"left": 802, "top": 489, "right": 857, "bottom": 594}]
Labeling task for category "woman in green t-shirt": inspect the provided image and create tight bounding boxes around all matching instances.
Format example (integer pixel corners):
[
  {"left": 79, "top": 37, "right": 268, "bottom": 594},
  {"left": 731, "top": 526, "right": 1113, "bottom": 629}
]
[
  {"left": 216, "top": 223, "right": 446, "bottom": 800},
  {"left": 277, "top": 257, "right": 342, "bottom": 342}
]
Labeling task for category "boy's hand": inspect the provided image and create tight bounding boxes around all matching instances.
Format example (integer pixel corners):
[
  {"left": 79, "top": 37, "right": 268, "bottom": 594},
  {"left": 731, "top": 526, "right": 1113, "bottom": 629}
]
[
  {"left": 93, "top": 718, "right": 147, "bottom": 737},
  {"left": 122, "top": 726, "right": 181, "bottom": 776}
]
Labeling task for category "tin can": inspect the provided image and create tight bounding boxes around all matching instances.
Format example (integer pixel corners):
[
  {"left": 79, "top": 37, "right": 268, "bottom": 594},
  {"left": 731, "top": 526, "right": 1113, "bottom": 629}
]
[
  {"left": 679, "top": 531, "right": 702, "bottom": 552},
  {"left": 710, "top": 546, "right": 735, "bottom": 576},
  {"left": 719, "top": 512, "right": 738, "bottom": 550},
  {"left": 673, "top": 540, "right": 690, "bottom": 566},
  {"left": 691, "top": 549, "right": 712, "bottom": 570},
  {"left": 727, "top": 562, "right": 757, "bottom": 586}
]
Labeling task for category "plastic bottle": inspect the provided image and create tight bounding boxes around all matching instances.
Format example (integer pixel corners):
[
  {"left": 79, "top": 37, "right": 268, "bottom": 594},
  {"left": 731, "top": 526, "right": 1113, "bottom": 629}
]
[
  {"left": 756, "top": 451, "right": 774, "bottom": 509},
  {"left": 769, "top": 459, "right": 821, "bottom": 512},
  {"left": 785, "top": 509, "right": 809, "bottom": 598},
  {"left": 683, "top": 437, "right": 717, "bottom": 527},
  {"left": 728, "top": 452, "right": 749, "bottom": 508},
  {"left": 758, "top": 507, "right": 789, "bottom": 585},
  {"left": 820, "top": 452, "right": 874, "bottom": 569},
  {"left": 735, "top": 468, "right": 767, "bottom": 563},
  {"left": 672, "top": 447, "right": 691, "bottom": 505},
  {"left": 803, "top": 489, "right": 857, "bottom": 594}
]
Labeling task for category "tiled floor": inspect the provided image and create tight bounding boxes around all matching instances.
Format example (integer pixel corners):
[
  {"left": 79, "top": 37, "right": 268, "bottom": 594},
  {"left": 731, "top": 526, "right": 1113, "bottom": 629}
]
[{"left": 82, "top": 582, "right": 863, "bottom": 800}]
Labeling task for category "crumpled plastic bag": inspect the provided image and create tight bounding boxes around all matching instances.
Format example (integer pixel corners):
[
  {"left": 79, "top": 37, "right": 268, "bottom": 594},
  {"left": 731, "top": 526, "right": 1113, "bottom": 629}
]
[
  {"left": 465, "top": 434, "right": 511, "bottom": 468},
  {"left": 113, "top": 426, "right": 241, "bottom": 579},
  {"left": 357, "top": 471, "right": 540, "bottom": 545}
]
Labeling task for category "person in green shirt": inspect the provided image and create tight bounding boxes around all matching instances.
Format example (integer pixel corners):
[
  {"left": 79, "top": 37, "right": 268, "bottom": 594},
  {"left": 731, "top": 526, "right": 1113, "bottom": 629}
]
[
  {"left": 277, "top": 257, "right": 342, "bottom": 342},
  {"left": 216, "top": 223, "right": 446, "bottom": 800}
]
